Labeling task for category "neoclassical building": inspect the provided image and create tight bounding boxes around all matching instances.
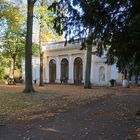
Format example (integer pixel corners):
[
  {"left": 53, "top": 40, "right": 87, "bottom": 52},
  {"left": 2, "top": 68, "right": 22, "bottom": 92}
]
[{"left": 22, "top": 41, "right": 122, "bottom": 85}]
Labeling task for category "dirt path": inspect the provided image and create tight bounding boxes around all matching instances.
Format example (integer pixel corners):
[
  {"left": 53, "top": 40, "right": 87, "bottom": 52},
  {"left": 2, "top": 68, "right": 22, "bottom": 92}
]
[{"left": 0, "top": 89, "right": 140, "bottom": 140}]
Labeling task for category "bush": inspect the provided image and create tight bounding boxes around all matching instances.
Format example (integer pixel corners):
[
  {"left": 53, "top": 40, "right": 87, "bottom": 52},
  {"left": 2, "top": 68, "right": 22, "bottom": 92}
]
[
  {"left": 109, "top": 79, "right": 116, "bottom": 86},
  {"left": 14, "top": 76, "right": 23, "bottom": 83}
]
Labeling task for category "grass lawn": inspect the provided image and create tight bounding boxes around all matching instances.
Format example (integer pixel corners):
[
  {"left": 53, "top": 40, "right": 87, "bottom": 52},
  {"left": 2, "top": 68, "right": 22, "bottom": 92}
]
[{"left": 0, "top": 84, "right": 138, "bottom": 123}]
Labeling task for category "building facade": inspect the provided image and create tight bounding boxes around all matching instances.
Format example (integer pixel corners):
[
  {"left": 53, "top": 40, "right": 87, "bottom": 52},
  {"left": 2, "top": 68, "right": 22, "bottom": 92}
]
[{"left": 22, "top": 41, "right": 122, "bottom": 85}]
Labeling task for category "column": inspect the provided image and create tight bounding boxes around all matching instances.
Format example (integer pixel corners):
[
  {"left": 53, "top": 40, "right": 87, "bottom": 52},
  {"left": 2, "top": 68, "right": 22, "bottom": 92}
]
[
  {"left": 68, "top": 54, "right": 74, "bottom": 83},
  {"left": 82, "top": 53, "right": 86, "bottom": 83},
  {"left": 56, "top": 56, "right": 61, "bottom": 83},
  {"left": 46, "top": 56, "right": 49, "bottom": 83},
  {"left": 90, "top": 62, "right": 94, "bottom": 84},
  {"left": 43, "top": 53, "right": 46, "bottom": 83}
]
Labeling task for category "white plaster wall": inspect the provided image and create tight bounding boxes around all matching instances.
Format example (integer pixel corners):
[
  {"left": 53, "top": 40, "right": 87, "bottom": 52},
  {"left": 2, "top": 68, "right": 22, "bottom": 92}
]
[
  {"left": 90, "top": 55, "right": 94, "bottom": 83},
  {"left": 32, "top": 58, "right": 40, "bottom": 84},
  {"left": 22, "top": 44, "right": 121, "bottom": 86},
  {"left": 22, "top": 58, "right": 40, "bottom": 84},
  {"left": 111, "top": 64, "right": 119, "bottom": 80},
  {"left": 45, "top": 57, "right": 49, "bottom": 83},
  {"left": 56, "top": 56, "right": 61, "bottom": 83},
  {"left": 95, "top": 63, "right": 109, "bottom": 86},
  {"left": 68, "top": 54, "right": 74, "bottom": 83},
  {"left": 22, "top": 60, "right": 25, "bottom": 82}
]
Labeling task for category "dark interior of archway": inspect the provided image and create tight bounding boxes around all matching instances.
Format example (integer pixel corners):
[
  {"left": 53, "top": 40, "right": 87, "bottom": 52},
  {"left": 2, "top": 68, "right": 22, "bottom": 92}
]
[
  {"left": 49, "top": 59, "right": 56, "bottom": 83},
  {"left": 74, "top": 57, "right": 83, "bottom": 84},
  {"left": 61, "top": 59, "right": 69, "bottom": 83}
]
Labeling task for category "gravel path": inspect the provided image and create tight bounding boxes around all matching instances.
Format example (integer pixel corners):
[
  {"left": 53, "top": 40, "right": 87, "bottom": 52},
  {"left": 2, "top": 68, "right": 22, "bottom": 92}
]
[{"left": 0, "top": 87, "right": 140, "bottom": 140}]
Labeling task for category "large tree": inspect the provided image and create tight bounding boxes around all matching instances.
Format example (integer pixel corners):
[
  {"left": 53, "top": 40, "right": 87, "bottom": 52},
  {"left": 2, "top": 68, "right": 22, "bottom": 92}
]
[
  {"left": 50, "top": 0, "right": 140, "bottom": 85},
  {"left": 0, "top": 1, "right": 25, "bottom": 83},
  {"left": 23, "top": 0, "right": 37, "bottom": 93},
  {"left": 0, "top": 1, "right": 24, "bottom": 38},
  {"left": 1, "top": 29, "right": 25, "bottom": 81},
  {"left": 49, "top": 0, "right": 108, "bottom": 88},
  {"left": 98, "top": 0, "right": 140, "bottom": 81}
]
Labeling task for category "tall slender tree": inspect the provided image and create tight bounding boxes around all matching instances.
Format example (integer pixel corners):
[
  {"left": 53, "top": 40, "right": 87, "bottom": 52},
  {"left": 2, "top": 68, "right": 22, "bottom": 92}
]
[
  {"left": 38, "top": 0, "right": 45, "bottom": 86},
  {"left": 34, "top": 0, "right": 63, "bottom": 86},
  {"left": 23, "top": 0, "right": 37, "bottom": 93}
]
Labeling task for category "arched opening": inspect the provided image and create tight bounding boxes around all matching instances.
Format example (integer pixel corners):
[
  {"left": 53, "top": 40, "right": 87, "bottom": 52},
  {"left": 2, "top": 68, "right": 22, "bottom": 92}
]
[
  {"left": 49, "top": 59, "right": 56, "bottom": 83},
  {"left": 99, "top": 66, "right": 105, "bottom": 82},
  {"left": 61, "top": 58, "right": 69, "bottom": 83},
  {"left": 74, "top": 57, "right": 83, "bottom": 84}
]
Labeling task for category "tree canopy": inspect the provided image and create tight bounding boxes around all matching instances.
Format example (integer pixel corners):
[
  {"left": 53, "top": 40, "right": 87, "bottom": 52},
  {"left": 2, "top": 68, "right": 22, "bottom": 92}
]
[{"left": 50, "top": 0, "right": 140, "bottom": 79}]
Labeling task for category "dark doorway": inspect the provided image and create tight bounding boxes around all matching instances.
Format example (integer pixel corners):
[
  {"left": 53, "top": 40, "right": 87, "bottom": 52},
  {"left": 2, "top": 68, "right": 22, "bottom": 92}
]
[
  {"left": 74, "top": 57, "right": 83, "bottom": 84},
  {"left": 61, "top": 58, "right": 69, "bottom": 83},
  {"left": 49, "top": 59, "right": 56, "bottom": 83}
]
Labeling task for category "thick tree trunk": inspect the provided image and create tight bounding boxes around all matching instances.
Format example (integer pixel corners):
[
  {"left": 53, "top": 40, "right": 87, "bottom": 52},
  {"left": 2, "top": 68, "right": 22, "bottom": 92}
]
[
  {"left": 84, "top": 27, "right": 93, "bottom": 89},
  {"left": 84, "top": 44, "right": 92, "bottom": 88},
  {"left": 23, "top": 0, "right": 36, "bottom": 93}
]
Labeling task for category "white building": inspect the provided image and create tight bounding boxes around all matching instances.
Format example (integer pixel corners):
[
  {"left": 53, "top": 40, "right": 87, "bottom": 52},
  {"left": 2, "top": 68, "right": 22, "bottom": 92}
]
[{"left": 22, "top": 41, "right": 122, "bottom": 85}]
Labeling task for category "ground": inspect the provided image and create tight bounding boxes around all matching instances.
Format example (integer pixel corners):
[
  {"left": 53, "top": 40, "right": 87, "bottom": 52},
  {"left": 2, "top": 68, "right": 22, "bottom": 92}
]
[{"left": 0, "top": 84, "right": 140, "bottom": 140}]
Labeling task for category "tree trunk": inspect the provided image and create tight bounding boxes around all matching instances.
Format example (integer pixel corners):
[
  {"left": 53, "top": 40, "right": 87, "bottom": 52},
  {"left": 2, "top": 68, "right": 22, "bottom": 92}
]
[
  {"left": 8, "top": 57, "right": 16, "bottom": 84},
  {"left": 135, "top": 74, "right": 138, "bottom": 84},
  {"left": 84, "top": 27, "right": 93, "bottom": 89},
  {"left": 39, "top": 1, "right": 44, "bottom": 86},
  {"left": 39, "top": 50, "right": 44, "bottom": 86},
  {"left": 39, "top": 25, "right": 43, "bottom": 86},
  {"left": 124, "top": 68, "right": 127, "bottom": 79},
  {"left": 9, "top": 59, "right": 14, "bottom": 79},
  {"left": 84, "top": 44, "right": 92, "bottom": 88},
  {"left": 23, "top": 0, "right": 36, "bottom": 93},
  {"left": 9, "top": 57, "right": 16, "bottom": 79}
]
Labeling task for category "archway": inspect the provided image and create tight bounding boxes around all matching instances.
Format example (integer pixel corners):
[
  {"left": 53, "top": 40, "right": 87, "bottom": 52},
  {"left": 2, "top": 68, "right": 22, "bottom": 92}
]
[
  {"left": 61, "top": 58, "right": 69, "bottom": 83},
  {"left": 99, "top": 66, "right": 105, "bottom": 82},
  {"left": 74, "top": 57, "right": 83, "bottom": 84},
  {"left": 49, "top": 59, "right": 56, "bottom": 83}
]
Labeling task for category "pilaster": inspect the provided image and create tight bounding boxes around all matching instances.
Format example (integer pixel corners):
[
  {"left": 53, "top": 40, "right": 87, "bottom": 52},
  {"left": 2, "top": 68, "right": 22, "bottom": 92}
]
[
  {"left": 46, "top": 56, "right": 49, "bottom": 83},
  {"left": 55, "top": 56, "right": 61, "bottom": 83},
  {"left": 68, "top": 54, "right": 74, "bottom": 83}
]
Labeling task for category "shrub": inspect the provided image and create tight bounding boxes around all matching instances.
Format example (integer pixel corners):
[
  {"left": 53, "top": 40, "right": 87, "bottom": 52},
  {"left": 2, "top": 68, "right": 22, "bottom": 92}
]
[{"left": 109, "top": 79, "right": 116, "bottom": 86}]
